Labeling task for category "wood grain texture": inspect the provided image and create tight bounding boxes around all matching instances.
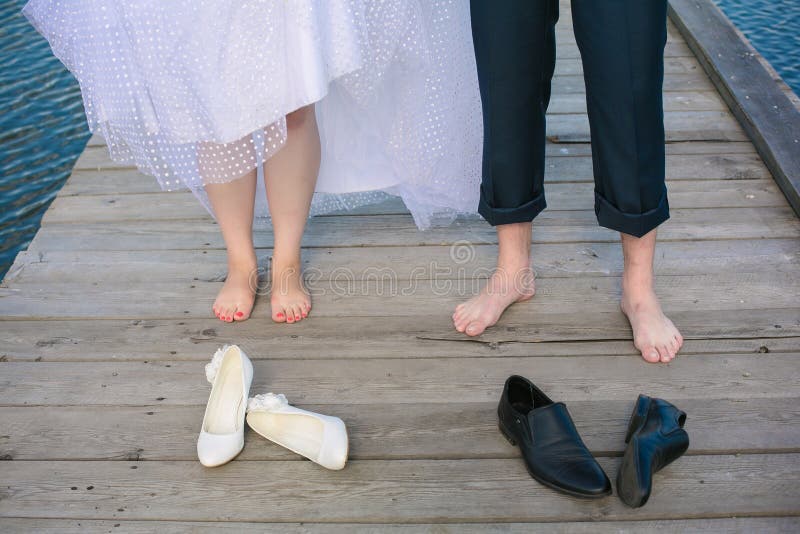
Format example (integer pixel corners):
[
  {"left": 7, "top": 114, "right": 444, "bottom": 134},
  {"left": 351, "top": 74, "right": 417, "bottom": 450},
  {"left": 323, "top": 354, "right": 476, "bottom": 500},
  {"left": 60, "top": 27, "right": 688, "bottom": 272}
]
[
  {"left": 1, "top": 455, "right": 798, "bottom": 522},
  {"left": 84, "top": 135, "right": 758, "bottom": 156},
  {"left": 1, "top": 353, "right": 797, "bottom": 407},
  {"left": 42, "top": 180, "right": 787, "bottom": 224},
  {"left": 2, "top": 269, "right": 799, "bottom": 319},
  {"left": 2, "top": 398, "right": 798, "bottom": 461},
  {"left": 7, "top": 239, "right": 798, "bottom": 284},
  {"left": 1, "top": 518, "right": 797, "bottom": 534},
  {"left": 0, "top": 310, "right": 797, "bottom": 362},
  {"left": 22, "top": 208, "right": 800, "bottom": 254},
  {"left": 59, "top": 152, "right": 771, "bottom": 197}
]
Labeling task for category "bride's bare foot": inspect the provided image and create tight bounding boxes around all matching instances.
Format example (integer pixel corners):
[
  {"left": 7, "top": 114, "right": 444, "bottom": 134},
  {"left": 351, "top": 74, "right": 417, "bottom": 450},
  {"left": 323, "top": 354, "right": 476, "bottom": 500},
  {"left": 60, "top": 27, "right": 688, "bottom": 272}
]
[
  {"left": 453, "top": 264, "right": 535, "bottom": 337},
  {"left": 212, "top": 255, "right": 257, "bottom": 323},
  {"left": 270, "top": 255, "right": 311, "bottom": 324}
]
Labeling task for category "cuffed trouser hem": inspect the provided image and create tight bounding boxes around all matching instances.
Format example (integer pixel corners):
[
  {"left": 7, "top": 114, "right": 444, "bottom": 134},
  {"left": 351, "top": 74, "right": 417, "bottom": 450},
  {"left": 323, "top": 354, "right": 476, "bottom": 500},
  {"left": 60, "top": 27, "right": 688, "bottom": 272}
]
[
  {"left": 478, "top": 191, "right": 547, "bottom": 226},
  {"left": 595, "top": 189, "right": 670, "bottom": 238}
]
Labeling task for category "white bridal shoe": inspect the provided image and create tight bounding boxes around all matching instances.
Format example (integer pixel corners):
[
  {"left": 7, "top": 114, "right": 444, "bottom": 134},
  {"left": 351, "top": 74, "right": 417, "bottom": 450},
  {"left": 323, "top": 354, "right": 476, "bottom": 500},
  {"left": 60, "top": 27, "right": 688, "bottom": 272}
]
[
  {"left": 246, "top": 393, "right": 349, "bottom": 470},
  {"left": 197, "top": 345, "right": 253, "bottom": 467}
]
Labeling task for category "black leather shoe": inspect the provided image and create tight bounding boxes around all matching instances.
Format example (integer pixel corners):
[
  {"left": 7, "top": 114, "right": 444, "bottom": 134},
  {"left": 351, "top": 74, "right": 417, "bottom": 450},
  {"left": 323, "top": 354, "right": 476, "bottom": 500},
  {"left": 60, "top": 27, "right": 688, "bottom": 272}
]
[
  {"left": 497, "top": 375, "right": 611, "bottom": 498},
  {"left": 617, "top": 394, "right": 689, "bottom": 508}
]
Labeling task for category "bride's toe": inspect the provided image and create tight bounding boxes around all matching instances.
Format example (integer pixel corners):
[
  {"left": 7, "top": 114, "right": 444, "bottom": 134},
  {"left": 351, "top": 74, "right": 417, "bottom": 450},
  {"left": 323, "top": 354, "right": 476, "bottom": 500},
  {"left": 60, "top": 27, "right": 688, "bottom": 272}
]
[{"left": 290, "top": 304, "right": 302, "bottom": 323}]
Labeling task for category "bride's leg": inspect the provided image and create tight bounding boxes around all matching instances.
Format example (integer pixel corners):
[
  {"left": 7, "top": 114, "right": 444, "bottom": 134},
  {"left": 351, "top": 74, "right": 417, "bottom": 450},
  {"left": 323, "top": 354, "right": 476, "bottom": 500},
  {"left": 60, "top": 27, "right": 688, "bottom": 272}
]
[
  {"left": 264, "top": 105, "right": 320, "bottom": 323},
  {"left": 205, "top": 170, "right": 258, "bottom": 323}
]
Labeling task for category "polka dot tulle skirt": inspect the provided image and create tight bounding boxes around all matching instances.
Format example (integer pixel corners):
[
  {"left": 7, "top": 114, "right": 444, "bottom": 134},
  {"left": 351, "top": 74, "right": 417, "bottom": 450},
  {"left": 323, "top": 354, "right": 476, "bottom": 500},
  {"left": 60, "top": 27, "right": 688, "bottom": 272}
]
[{"left": 23, "top": 0, "right": 482, "bottom": 228}]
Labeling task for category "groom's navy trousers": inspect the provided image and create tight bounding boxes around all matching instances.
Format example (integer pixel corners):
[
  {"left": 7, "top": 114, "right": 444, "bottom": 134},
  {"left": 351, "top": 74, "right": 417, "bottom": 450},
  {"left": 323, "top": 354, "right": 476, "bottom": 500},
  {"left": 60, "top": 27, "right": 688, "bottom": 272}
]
[{"left": 471, "top": 0, "right": 669, "bottom": 237}]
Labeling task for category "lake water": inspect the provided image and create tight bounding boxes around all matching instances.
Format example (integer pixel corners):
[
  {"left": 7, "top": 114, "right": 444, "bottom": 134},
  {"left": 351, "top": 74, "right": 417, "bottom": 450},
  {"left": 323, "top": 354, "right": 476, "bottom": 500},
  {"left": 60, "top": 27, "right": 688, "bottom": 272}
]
[
  {"left": 0, "top": 0, "right": 90, "bottom": 278},
  {"left": 715, "top": 0, "right": 800, "bottom": 95},
  {"left": 1, "top": 0, "right": 798, "bottom": 278}
]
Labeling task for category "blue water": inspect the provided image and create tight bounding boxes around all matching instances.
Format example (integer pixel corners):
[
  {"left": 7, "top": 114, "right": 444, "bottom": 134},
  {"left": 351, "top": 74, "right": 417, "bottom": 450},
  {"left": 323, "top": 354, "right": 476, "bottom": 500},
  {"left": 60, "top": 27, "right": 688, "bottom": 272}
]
[
  {"left": 0, "top": 1, "right": 798, "bottom": 279},
  {"left": 0, "top": 0, "right": 90, "bottom": 279},
  {"left": 715, "top": 0, "right": 800, "bottom": 95}
]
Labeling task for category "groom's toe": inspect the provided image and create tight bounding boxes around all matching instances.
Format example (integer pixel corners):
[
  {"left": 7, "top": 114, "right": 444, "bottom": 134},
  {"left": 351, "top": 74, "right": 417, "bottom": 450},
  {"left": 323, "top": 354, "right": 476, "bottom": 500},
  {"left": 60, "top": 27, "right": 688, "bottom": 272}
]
[
  {"left": 639, "top": 344, "right": 660, "bottom": 363},
  {"left": 465, "top": 322, "right": 485, "bottom": 337}
]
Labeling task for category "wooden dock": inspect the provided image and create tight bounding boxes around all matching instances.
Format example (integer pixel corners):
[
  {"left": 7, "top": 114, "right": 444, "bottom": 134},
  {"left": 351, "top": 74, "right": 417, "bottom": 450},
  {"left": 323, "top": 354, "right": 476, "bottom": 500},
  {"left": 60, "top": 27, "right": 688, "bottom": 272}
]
[{"left": 2, "top": 1, "right": 799, "bottom": 532}]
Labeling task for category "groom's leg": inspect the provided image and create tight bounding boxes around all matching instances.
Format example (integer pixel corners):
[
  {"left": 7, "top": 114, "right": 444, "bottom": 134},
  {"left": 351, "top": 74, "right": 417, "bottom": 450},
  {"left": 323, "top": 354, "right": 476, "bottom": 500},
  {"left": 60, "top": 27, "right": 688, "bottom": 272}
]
[
  {"left": 454, "top": 0, "right": 557, "bottom": 336},
  {"left": 470, "top": 0, "right": 557, "bottom": 225},
  {"left": 571, "top": 0, "right": 669, "bottom": 236},
  {"left": 572, "top": 0, "right": 683, "bottom": 362}
]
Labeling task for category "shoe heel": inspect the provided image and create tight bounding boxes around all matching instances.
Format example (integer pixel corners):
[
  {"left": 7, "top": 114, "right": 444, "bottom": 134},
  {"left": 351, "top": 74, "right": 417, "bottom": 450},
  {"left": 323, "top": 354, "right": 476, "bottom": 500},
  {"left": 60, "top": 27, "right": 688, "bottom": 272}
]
[
  {"left": 625, "top": 395, "right": 651, "bottom": 443},
  {"left": 498, "top": 421, "right": 517, "bottom": 446}
]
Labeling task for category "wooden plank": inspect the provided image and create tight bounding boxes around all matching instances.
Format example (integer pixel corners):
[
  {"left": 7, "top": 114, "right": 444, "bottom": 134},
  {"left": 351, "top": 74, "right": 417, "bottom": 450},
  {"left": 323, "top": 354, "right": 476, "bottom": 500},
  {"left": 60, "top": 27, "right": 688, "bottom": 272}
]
[
  {"left": 548, "top": 91, "right": 727, "bottom": 114},
  {"left": 669, "top": 0, "right": 800, "bottom": 216},
  {"left": 1, "top": 455, "right": 798, "bottom": 521},
  {"left": 554, "top": 40, "right": 693, "bottom": 60},
  {"left": 59, "top": 152, "right": 772, "bottom": 198},
  {"left": 553, "top": 56, "right": 706, "bottom": 76},
  {"left": 75, "top": 140, "right": 759, "bottom": 172},
  {"left": 2, "top": 398, "right": 797, "bottom": 461},
  {"left": 7, "top": 239, "right": 797, "bottom": 285},
  {"left": 0, "top": 353, "right": 797, "bottom": 406},
  {"left": 60, "top": 152, "right": 771, "bottom": 197},
  {"left": 2, "top": 271, "right": 797, "bottom": 319},
  {"left": 41, "top": 180, "right": 787, "bottom": 224},
  {"left": 1, "top": 518, "right": 797, "bottom": 534},
  {"left": 548, "top": 111, "right": 746, "bottom": 143},
  {"left": 0, "top": 310, "right": 796, "bottom": 362},
  {"left": 75, "top": 110, "right": 738, "bottom": 172},
  {"left": 80, "top": 136, "right": 758, "bottom": 159},
  {"left": 24, "top": 208, "right": 800, "bottom": 252},
  {"left": 552, "top": 73, "right": 714, "bottom": 94}
]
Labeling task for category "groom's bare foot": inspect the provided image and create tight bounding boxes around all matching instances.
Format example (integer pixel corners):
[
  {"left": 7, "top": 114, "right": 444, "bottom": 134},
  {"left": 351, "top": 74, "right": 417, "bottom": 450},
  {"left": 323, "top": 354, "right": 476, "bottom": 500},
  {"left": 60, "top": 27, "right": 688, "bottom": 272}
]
[
  {"left": 619, "top": 230, "right": 683, "bottom": 363},
  {"left": 453, "top": 264, "right": 535, "bottom": 337},
  {"left": 213, "top": 255, "right": 257, "bottom": 323},
  {"left": 454, "top": 222, "right": 535, "bottom": 336},
  {"left": 621, "top": 276, "right": 683, "bottom": 363},
  {"left": 270, "top": 255, "right": 311, "bottom": 324}
]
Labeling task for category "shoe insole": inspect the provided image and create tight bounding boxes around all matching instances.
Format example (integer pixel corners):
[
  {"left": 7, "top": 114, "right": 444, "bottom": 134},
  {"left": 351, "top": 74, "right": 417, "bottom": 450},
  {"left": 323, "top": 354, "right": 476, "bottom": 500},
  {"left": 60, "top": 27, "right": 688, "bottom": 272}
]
[
  {"left": 249, "top": 412, "right": 324, "bottom": 460},
  {"left": 204, "top": 356, "right": 243, "bottom": 434},
  {"left": 511, "top": 400, "right": 532, "bottom": 414}
]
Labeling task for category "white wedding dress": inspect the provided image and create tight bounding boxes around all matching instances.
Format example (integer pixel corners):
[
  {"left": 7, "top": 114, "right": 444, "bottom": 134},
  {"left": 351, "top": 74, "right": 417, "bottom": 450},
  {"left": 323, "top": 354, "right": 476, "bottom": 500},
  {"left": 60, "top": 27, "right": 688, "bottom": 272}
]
[{"left": 23, "top": 0, "right": 482, "bottom": 228}]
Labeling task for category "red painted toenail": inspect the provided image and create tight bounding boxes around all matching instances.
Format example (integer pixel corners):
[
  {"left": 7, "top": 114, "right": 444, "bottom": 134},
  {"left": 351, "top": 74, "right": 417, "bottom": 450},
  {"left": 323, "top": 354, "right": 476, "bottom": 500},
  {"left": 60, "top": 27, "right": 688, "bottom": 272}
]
[
  {"left": 235, "top": 312, "right": 243, "bottom": 318},
  {"left": 276, "top": 313, "right": 284, "bottom": 319}
]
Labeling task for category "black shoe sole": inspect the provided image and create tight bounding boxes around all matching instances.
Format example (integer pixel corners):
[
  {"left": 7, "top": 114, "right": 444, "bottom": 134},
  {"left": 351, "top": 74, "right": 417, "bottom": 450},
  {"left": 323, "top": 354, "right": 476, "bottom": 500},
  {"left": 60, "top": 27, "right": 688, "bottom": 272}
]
[{"left": 498, "top": 421, "right": 612, "bottom": 500}]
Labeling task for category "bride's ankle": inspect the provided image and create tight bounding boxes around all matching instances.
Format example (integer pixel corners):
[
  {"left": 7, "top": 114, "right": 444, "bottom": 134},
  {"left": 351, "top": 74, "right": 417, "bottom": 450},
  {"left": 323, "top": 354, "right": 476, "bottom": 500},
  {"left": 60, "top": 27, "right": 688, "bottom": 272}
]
[
  {"left": 226, "top": 253, "right": 257, "bottom": 274},
  {"left": 270, "top": 251, "right": 302, "bottom": 272}
]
